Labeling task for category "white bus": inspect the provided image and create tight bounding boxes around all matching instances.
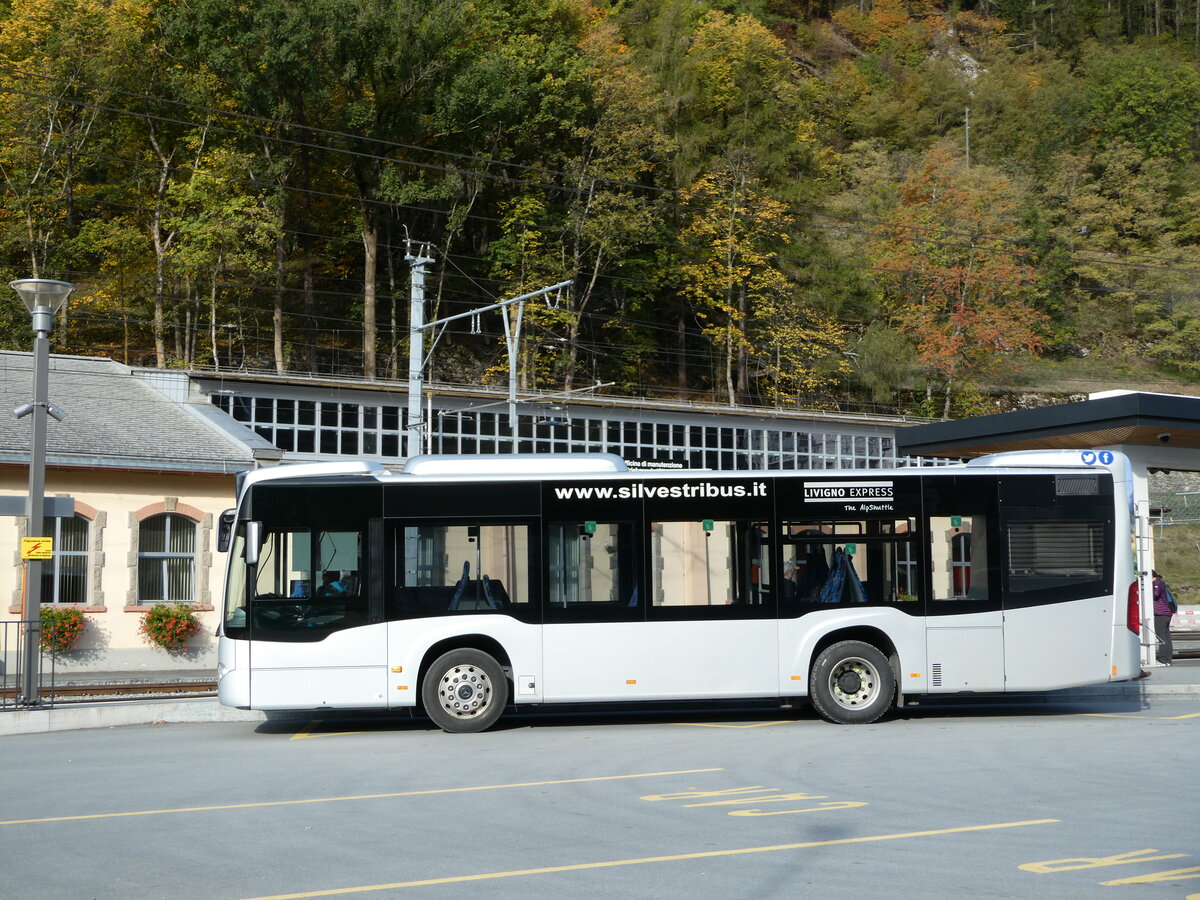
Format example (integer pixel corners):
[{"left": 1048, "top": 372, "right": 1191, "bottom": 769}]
[{"left": 217, "top": 449, "right": 1143, "bottom": 731}]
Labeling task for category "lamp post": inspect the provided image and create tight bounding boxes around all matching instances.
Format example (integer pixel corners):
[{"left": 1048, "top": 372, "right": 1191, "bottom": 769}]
[{"left": 10, "top": 278, "right": 74, "bottom": 705}]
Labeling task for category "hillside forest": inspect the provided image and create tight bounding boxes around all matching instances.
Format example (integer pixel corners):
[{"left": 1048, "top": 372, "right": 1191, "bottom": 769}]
[{"left": 3, "top": 0, "right": 1200, "bottom": 417}]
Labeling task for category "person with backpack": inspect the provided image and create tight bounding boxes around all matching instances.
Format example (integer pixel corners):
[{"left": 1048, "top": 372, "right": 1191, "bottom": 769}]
[{"left": 1152, "top": 571, "right": 1178, "bottom": 665}]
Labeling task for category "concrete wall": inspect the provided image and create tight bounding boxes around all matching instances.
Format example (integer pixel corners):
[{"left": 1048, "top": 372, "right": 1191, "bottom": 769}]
[{"left": 2, "top": 466, "right": 235, "bottom": 673}]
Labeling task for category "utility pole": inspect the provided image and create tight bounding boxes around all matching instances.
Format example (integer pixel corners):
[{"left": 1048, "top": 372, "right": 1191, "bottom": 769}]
[
  {"left": 404, "top": 243, "right": 436, "bottom": 460},
  {"left": 964, "top": 107, "right": 970, "bottom": 168},
  {"left": 403, "top": 247, "right": 570, "bottom": 458}
]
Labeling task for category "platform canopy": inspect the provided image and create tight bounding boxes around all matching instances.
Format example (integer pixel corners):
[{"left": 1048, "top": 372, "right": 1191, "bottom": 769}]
[{"left": 896, "top": 390, "right": 1200, "bottom": 470}]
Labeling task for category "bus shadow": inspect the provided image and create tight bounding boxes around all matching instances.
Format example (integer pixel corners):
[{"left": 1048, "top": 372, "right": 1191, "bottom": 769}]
[
  {"left": 254, "top": 708, "right": 435, "bottom": 735},
  {"left": 252, "top": 694, "right": 1166, "bottom": 736},
  {"left": 253, "top": 701, "right": 810, "bottom": 736},
  {"left": 891, "top": 695, "right": 1154, "bottom": 720}
]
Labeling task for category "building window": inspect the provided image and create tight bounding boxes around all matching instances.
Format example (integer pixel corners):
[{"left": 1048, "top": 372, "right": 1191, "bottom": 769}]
[
  {"left": 40, "top": 514, "right": 89, "bottom": 604},
  {"left": 951, "top": 531, "right": 972, "bottom": 596},
  {"left": 138, "top": 514, "right": 196, "bottom": 604}
]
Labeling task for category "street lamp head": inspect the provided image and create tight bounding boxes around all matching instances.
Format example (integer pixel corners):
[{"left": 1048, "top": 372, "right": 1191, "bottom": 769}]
[
  {"left": 9, "top": 278, "right": 75, "bottom": 315},
  {"left": 13, "top": 401, "right": 66, "bottom": 421}
]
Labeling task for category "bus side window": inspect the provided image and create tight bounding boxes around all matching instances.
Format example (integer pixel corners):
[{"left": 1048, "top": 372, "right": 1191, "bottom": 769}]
[
  {"left": 651, "top": 520, "right": 769, "bottom": 607},
  {"left": 781, "top": 519, "right": 917, "bottom": 605},
  {"left": 928, "top": 515, "right": 989, "bottom": 602},
  {"left": 548, "top": 521, "right": 637, "bottom": 607},
  {"left": 386, "top": 522, "right": 530, "bottom": 619}
]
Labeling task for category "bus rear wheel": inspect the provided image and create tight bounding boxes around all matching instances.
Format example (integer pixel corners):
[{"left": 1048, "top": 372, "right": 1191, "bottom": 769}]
[
  {"left": 422, "top": 649, "right": 508, "bottom": 733},
  {"left": 809, "top": 640, "right": 895, "bottom": 725}
]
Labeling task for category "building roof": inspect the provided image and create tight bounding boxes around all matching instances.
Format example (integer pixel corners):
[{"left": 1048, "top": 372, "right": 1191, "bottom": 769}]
[
  {"left": 0, "top": 352, "right": 269, "bottom": 474},
  {"left": 895, "top": 391, "right": 1200, "bottom": 458}
]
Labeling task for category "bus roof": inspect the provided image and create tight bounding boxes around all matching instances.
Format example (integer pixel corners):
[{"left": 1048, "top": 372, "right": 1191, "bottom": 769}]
[
  {"left": 235, "top": 448, "right": 1130, "bottom": 494},
  {"left": 402, "top": 453, "right": 627, "bottom": 477}
]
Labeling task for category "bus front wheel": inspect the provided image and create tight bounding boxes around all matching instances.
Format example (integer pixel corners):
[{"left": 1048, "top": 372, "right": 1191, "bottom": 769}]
[
  {"left": 422, "top": 648, "right": 508, "bottom": 733},
  {"left": 809, "top": 641, "right": 895, "bottom": 725}
]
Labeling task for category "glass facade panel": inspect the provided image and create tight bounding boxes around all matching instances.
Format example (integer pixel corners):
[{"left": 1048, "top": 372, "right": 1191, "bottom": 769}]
[{"left": 207, "top": 392, "right": 915, "bottom": 470}]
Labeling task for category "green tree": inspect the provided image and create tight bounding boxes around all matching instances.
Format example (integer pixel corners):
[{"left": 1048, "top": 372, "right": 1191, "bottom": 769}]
[
  {"left": 966, "top": 52, "right": 1089, "bottom": 168},
  {"left": 676, "top": 9, "right": 820, "bottom": 191},
  {"left": 166, "top": 146, "right": 280, "bottom": 369},
  {"left": 1085, "top": 46, "right": 1200, "bottom": 161},
  {"left": 551, "top": 12, "right": 670, "bottom": 393},
  {"left": 1040, "top": 142, "right": 1173, "bottom": 358},
  {"left": 161, "top": 0, "right": 334, "bottom": 374},
  {"left": 0, "top": 0, "right": 155, "bottom": 344},
  {"left": 314, "top": 0, "right": 477, "bottom": 380}
]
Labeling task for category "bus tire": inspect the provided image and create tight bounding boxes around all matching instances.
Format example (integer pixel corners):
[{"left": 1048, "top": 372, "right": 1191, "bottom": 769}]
[
  {"left": 809, "top": 640, "right": 895, "bottom": 725},
  {"left": 422, "top": 648, "right": 508, "bottom": 733}
]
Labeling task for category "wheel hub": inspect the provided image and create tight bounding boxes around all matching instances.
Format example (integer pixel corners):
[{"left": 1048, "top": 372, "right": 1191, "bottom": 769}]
[
  {"left": 830, "top": 659, "right": 876, "bottom": 708},
  {"left": 440, "top": 665, "right": 490, "bottom": 717},
  {"left": 836, "top": 670, "right": 863, "bottom": 694}
]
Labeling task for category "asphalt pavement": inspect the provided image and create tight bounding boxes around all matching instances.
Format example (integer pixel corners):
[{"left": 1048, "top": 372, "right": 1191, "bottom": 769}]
[{"left": 2, "top": 654, "right": 1198, "bottom": 738}]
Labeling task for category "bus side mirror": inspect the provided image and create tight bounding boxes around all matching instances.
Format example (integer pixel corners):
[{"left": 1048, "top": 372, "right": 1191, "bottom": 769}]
[
  {"left": 244, "top": 521, "right": 262, "bottom": 566},
  {"left": 217, "top": 509, "right": 236, "bottom": 553}
]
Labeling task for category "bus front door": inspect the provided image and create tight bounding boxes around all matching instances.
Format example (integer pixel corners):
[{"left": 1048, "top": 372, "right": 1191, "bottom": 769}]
[{"left": 247, "top": 527, "right": 387, "bottom": 710}]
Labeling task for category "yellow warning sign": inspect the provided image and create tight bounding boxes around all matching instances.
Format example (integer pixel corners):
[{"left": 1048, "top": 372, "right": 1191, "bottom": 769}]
[{"left": 21, "top": 537, "right": 53, "bottom": 559}]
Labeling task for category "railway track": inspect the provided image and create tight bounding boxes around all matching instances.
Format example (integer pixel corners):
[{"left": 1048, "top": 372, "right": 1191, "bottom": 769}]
[{"left": 2, "top": 680, "right": 217, "bottom": 704}]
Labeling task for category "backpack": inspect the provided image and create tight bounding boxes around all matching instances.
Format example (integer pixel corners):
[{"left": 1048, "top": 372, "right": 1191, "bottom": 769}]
[{"left": 1164, "top": 582, "right": 1178, "bottom": 614}]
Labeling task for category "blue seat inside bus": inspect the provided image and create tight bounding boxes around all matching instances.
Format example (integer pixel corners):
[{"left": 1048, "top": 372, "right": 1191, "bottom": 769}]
[{"left": 388, "top": 579, "right": 510, "bottom": 616}]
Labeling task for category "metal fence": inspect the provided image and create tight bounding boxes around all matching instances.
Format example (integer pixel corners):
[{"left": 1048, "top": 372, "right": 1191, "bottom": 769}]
[
  {"left": 1165, "top": 491, "right": 1200, "bottom": 524},
  {"left": 0, "top": 620, "right": 57, "bottom": 709}
]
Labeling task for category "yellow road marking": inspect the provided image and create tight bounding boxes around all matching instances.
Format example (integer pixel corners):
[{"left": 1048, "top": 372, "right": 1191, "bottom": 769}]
[
  {"left": 1080, "top": 711, "right": 1200, "bottom": 720},
  {"left": 291, "top": 721, "right": 367, "bottom": 740},
  {"left": 0, "top": 768, "right": 722, "bottom": 827},
  {"left": 1102, "top": 866, "right": 1200, "bottom": 886},
  {"left": 241, "top": 818, "right": 1059, "bottom": 899},
  {"left": 1020, "top": 849, "right": 1189, "bottom": 873}
]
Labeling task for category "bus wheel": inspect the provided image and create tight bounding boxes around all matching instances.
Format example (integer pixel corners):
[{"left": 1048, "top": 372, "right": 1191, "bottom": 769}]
[
  {"left": 809, "top": 641, "right": 895, "bottom": 725},
  {"left": 422, "top": 649, "right": 508, "bottom": 733}
]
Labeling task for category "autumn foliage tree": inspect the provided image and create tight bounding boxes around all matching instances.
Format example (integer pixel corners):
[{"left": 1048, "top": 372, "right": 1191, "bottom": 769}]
[
  {"left": 873, "top": 147, "right": 1045, "bottom": 416},
  {"left": 4, "top": 0, "right": 1200, "bottom": 413},
  {"left": 680, "top": 170, "right": 844, "bottom": 406}
]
